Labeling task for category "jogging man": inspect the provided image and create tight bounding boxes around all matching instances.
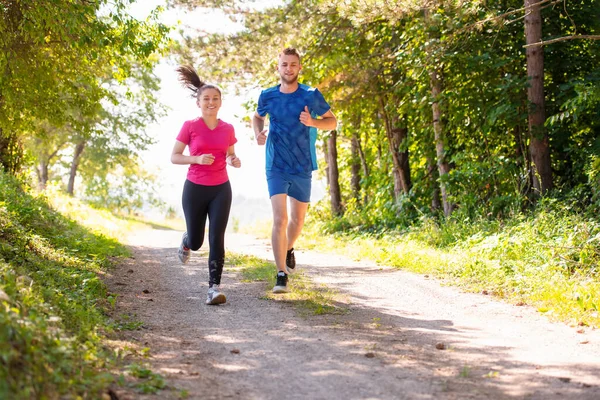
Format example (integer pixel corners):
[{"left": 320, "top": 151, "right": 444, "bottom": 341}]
[{"left": 252, "top": 47, "right": 337, "bottom": 293}]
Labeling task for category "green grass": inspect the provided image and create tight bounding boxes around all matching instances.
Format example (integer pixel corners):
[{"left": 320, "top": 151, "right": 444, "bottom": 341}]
[
  {"left": 295, "top": 202, "right": 600, "bottom": 328},
  {"left": 0, "top": 171, "right": 149, "bottom": 398},
  {"left": 228, "top": 252, "right": 344, "bottom": 315}
]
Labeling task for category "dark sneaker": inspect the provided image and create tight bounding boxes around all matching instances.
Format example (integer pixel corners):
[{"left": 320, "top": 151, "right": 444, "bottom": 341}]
[
  {"left": 286, "top": 248, "right": 296, "bottom": 273},
  {"left": 206, "top": 285, "right": 226, "bottom": 305},
  {"left": 272, "top": 271, "right": 288, "bottom": 293},
  {"left": 178, "top": 232, "right": 190, "bottom": 264}
]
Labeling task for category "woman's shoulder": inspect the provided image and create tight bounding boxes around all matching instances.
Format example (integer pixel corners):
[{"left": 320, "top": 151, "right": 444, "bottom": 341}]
[
  {"left": 187, "top": 117, "right": 203, "bottom": 125},
  {"left": 218, "top": 119, "right": 235, "bottom": 130}
]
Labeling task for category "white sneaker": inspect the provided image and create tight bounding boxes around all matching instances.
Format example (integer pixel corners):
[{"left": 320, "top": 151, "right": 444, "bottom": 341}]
[
  {"left": 206, "top": 285, "right": 226, "bottom": 305},
  {"left": 178, "top": 232, "right": 190, "bottom": 264}
]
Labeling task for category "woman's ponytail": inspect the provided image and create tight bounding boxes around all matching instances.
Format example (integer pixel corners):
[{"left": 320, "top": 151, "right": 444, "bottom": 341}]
[{"left": 176, "top": 65, "right": 205, "bottom": 95}]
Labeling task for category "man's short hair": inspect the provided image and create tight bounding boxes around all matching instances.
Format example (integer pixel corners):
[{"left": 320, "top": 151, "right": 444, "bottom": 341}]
[{"left": 279, "top": 47, "right": 301, "bottom": 62}]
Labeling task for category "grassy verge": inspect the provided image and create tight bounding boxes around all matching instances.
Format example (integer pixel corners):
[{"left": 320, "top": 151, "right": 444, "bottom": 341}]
[
  {"left": 227, "top": 252, "right": 344, "bottom": 316},
  {"left": 296, "top": 201, "right": 600, "bottom": 328},
  {"left": 0, "top": 173, "right": 168, "bottom": 398}
]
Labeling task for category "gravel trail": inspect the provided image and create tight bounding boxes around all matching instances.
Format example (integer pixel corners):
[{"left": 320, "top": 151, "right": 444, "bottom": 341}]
[{"left": 106, "top": 229, "right": 600, "bottom": 400}]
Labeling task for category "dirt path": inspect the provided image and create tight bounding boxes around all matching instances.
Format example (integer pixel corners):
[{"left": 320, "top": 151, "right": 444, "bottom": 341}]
[{"left": 106, "top": 228, "right": 600, "bottom": 400}]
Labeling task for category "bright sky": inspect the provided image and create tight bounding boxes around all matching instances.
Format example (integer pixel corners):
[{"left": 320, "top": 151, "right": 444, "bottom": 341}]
[{"left": 129, "top": 1, "right": 325, "bottom": 219}]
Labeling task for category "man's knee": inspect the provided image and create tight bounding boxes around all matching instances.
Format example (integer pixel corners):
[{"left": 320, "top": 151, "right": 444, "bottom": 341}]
[
  {"left": 289, "top": 214, "right": 305, "bottom": 227},
  {"left": 272, "top": 214, "right": 288, "bottom": 230}
]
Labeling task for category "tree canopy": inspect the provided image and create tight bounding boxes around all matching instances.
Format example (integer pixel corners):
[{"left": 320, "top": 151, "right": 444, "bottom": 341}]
[
  {"left": 1, "top": 0, "right": 171, "bottom": 213},
  {"left": 172, "top": 0, "right": 600, "bottom": 228}
]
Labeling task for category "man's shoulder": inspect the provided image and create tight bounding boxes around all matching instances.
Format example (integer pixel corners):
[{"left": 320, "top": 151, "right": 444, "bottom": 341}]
[
  {"left": 261, "top": 85, "right": 281, "bottom": 96},
  {"left": 298, "top": 83, "right": 317, "bottom": 92}
]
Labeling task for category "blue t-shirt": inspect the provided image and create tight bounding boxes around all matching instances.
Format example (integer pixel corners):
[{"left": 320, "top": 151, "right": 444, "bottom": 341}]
[{"left": 257, "top": 84, "right": 331, "bottom": 176}]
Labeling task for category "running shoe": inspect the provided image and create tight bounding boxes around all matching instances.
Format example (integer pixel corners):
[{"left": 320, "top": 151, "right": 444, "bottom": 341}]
[
  {"left": 206, "top": 285, "right": 226, "bottom": 305},
  {"left": 272, "top": 271, "right": 288, "bottom": 293},
  {"left": 286, "top": 248, "right": 296, "bottom": 273},
  {"left": 178, "top": 232, "right": 190, "bottom": 264}
]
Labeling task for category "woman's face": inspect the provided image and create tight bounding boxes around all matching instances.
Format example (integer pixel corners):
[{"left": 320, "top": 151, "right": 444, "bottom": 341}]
[{"left": 197, "top": 88, "right": 222, "bottom": 116}]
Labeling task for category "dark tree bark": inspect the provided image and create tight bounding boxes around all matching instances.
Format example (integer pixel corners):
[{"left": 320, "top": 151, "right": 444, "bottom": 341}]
[
  {"left": 525, "top": 0, "right": 552, "bottom": 194},
  {"left": 322, "top": 137, "right": 330, "bottom": 187},
  {"left": 350, "top": 131, "right": 361, "bottom": 204},
  {"left": 67, "top": 141, "right": 86, "bottom": 195},
  {"left": 427, "top": 154, "right": 441, "bottom": 212},
  {"left": 0, "top": 131, "right": 24, "bottom": 174},
  {"left": 36, "top": 145, "right": 63, "bottom": 190},
  {"left": 379, "top": 97, "right": 412, "bottom": 204},
  {"left": 392, "top": 125, "right": 411, "bottom": 193},
  {"left": 327, "top": 130, "right": 343, "bottom": 216}
]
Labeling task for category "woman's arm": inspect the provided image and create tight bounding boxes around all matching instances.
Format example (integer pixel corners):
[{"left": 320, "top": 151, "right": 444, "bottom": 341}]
[
  {"left": 171, "top": 140, "right": 214, "bottom": 165},
  {"left": 226, "top": 145, "right": 241, "bottom": 168}
]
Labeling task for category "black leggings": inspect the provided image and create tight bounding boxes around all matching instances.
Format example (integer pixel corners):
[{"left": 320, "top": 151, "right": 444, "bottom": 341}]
[{"left": 182, "top": 179, "right": 232, "bottom": 286}]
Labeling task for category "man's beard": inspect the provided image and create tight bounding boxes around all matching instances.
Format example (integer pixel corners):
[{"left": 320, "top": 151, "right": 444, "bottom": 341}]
[{"left": 281, "top": 73, "right": 298, "bottom": 84}]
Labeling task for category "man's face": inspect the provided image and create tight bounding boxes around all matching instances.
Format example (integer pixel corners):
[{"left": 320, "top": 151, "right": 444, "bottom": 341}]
[{"left": 278, "top": 54, "right": 301, "bottom": 84}]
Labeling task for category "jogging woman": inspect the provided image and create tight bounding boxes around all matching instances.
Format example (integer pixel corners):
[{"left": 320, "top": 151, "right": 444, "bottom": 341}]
[{"left": 171, "top": 65, "right": 241, "bottom": 305}]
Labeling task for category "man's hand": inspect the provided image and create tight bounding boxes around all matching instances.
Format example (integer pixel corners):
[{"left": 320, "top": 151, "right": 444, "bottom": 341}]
[
  {"left": 299, "top": 106, "right": 313, "bottom": 127},
  {"left": 255, "top": 130, "right": 267, "bottom": 145},
  {"left": 196, "top": 154, "right": 215, "bottom": 165}
]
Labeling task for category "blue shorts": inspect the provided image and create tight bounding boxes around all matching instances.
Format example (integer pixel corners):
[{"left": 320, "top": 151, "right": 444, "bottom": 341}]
[{"left": 266, "top": 170, "right": 312, "bottom": 203}]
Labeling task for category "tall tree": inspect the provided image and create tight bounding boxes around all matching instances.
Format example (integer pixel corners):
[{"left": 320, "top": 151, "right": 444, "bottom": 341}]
[
  {"left": 524, "top": 0, "right": 552, "bottom": 194},
  {"left": 0, "top": 0, "right": 170, "bottom": 175}
]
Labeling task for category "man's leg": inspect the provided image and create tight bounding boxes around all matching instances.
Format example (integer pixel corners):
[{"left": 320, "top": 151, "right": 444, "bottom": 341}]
[
  {"left": 287, "top": 197, "right": 309, "bottom": 250},
  {"left": 270, "top": 193, "right": 288, "bottom": 273}
]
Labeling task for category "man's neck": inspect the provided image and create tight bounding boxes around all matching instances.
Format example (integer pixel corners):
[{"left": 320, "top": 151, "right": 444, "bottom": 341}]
[{"left": 279, "top": 81, "right": 299, "bottom": 94}]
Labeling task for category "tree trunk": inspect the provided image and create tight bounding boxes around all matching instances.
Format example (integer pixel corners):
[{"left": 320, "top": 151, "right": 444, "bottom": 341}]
[
  {"left": 430, "top": 68, "right": 453, "bottom": 216},
  {"left": 379, "top": 97, "right": 412, "bottom": 203},
  {"left": 327, "top": 130, "right": 343, "bottom": 216},
  {"left": 350, "top": 132, "right": 361, "bottom": 204},
  {"left": 0, "top": 131, "right": 23, "bottom": 174},
  {"left": 393, "top": 125, "right": 411, "bottom": 194},
  {"left": 322, "top": 137, "right": 330, "bottom": 187},
  {"left": 355, "top": 130, "right": 369, "bottom": 205},
  {"left": 525, "top": 0, "right": 552, "bottom": 194},
  {"left": 67, "top": 141, "right": 86, "bottom": 195},
  {"left": 36, "top": 144, "right": 63, "bottom": 190},
  {"left": 37, "top": 160, "right": 49, "bottom": 190},
  {"left": 427, "top": 154, "right": 441, "bottom": 212}
]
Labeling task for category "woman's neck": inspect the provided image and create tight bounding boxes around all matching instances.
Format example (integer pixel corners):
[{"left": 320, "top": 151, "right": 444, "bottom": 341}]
[{"left": 201, "top": 115, "right": 219, "bottom": 129}]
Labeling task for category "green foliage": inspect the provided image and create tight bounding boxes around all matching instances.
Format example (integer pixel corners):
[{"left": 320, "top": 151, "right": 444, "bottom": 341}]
[
  {"left": 1, "top": 0, "right": 171, "bottom": 205},
  {"left": 0, "top": 170, "right": 129, "bottom": 398},
  {"left": 172, "top": 0, "right": 600, "bottom": 228},
  {"left": 303, "top": 197, "right": 600, "bottom": 327},
  {"left": 125, "top": 363, "right": 166, "bottom": 394},
  {"left": 82, "top": 156, "right": 166, "bottom": 216}
]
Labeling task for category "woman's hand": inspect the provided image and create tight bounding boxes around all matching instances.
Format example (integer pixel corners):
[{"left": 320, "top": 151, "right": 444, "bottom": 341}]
[
  {"left": 227, "top": 154, "right": 241, "bottom": 168},
  {"left": 196, "top": 154, "right": 215, "bottom": 165}
]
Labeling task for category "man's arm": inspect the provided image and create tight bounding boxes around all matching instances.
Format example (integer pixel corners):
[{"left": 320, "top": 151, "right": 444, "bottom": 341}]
[
  {"left": 253, "top": 112, "right": 267, "bottom": 145},
  {"left": 299, "top": 107, "right": 337, "bottom": 130}
]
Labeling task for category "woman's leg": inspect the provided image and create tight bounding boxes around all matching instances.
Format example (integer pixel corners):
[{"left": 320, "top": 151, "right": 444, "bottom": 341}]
[
  {"left": 181, "top": 180, "right": 209, "bottom": 251},
  {"left": 206, "top": 181, "right": 232, "bottom": 286}
]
